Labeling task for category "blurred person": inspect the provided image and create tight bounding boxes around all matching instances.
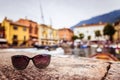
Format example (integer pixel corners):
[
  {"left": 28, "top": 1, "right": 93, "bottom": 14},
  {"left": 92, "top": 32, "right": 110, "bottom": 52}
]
[
  {"left": 61, "top": 41, "right": 72, "bottom": 55},
  {"left": 45, "top": 46, "right": 50, "bottom": 51}
]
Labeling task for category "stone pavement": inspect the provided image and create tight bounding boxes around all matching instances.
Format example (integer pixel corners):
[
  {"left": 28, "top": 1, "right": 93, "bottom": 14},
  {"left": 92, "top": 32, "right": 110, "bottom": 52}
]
[{"left": 0, "top": 50, "right": 120, "bottom": 80}]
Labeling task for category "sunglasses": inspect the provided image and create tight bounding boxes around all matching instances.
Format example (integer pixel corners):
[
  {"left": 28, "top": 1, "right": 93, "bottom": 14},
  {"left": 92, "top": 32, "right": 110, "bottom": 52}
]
[{"left": 11, "top": 54, "right": 51, "bottom": 70}]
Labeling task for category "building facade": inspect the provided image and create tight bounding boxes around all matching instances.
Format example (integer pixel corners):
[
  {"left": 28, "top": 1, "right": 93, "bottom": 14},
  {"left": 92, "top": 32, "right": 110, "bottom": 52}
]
[
  {"left": 38, "top": 24, "right": 59, "bottom": 45},
  {"left": 17, "top": 19, "right": 38, "bottom": 46},
  {"left": 73, "top": 23, "right": 107, "bottom": 41},
  {"left": 113, "top": 21, "right": 120, "bottom": 42},
  {"left": 58, "top": 28, "right": 73, "bottom": 42},
  {"left": 0, "top": 23, "right": 7, "bottom": 44},
  {"left": 1, "top": 17, "right": 29, "bottom": 46},
  {"left": 0, "top": 23, "right": 5, "bottom": 39}
]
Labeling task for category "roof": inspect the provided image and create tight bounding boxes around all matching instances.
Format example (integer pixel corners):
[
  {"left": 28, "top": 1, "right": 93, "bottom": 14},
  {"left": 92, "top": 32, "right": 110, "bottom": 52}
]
[
  {"left": 17, "top": 18, "right": 38, "bottom": 27},
  {"left": 75, "top": 23, "right": 107, "bottom": 28},
  {"left": 58, "top": 28, "right": 73, "bottom": 33},
  {"left": 17, "top": 19, "right": 30, "bottom": 26},
  {"left": 4, "top": 17, "right": 13, "bottom": 22},
  {"left": 40, "top": 24, "right": 48, "bottom": 27},
  {"left": 4, "top": 17, "right": 28, "bottom": 27},
  {"left": 10, "top": 22, "right": 29, "bottom": 27},
  {"left": 40, "top": 24, "right": 55, "bottom": 29}
]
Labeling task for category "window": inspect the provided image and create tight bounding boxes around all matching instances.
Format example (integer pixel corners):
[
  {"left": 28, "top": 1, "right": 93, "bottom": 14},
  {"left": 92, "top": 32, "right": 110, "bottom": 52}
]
[
  {"left": 24, "top": 36, "right": 26, "bottom": 41},
  {"left": 34, "top": 26, "right": 38, "bottom": 34},
  {"left": 0, "top": 34, "right": 3, "bottom": 38},
  {"left": 23, "top": 27, "right": 26, "bottom": 31},
  {"left": 13, "top": 26, "right": 18, "bottom": 30},
  {"left": 13, "top": 35, "right": 17, "bottom": 40},
  {"left": 29, "top": 25, "right": 32, "bottom": 33},
  {"left": 12, "top": 35, "right": 18, "bottom": 46}
]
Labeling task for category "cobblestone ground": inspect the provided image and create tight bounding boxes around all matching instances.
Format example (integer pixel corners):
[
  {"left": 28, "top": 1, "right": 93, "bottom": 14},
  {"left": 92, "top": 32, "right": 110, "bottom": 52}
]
[{"left": 0, "top": 50, "right": 120, "bottom": 80}]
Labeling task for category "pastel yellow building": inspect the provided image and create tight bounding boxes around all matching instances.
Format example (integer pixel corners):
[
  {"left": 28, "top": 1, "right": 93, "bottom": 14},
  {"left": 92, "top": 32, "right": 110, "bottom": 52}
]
[
  {"left": 52, "top": 29, "right": 59, "bottom": 44},
  {"left": 17, "top": 19, "right": 39, "bottom": 46},
  {"left": 38, "top": 24, "right": 59, "bottom": 45},
  {"left": 1, "top": 17, "right": 29, "bottom": 46},
  {"left": 113, "top": 21, "right": 120, "bottom": 42}
]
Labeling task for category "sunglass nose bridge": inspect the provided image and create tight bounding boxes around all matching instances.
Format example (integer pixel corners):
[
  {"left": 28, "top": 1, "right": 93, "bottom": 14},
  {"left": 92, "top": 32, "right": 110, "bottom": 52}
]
[{"left": 29, "top": 57, "right": 33, "bottom": 60}]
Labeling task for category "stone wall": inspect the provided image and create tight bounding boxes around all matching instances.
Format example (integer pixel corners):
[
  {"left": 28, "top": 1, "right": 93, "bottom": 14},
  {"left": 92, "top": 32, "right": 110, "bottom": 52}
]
[{"left": 0, "top": 50, "right": 120, "bottom": 80}]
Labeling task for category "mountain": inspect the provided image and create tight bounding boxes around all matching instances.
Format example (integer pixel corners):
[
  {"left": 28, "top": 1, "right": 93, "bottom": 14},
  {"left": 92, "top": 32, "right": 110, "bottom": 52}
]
[{"left": 71, "top": 10, "right": 120, "bottom": 29}]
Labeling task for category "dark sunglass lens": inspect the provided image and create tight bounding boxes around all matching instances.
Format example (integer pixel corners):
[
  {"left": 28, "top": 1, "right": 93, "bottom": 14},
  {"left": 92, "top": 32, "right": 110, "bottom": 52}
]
[
  {"left": 11, "top": 55, "right": 29, "bottom": 70},
  {"left": 33, "top": 54, "right": 51, "bottom": 69}
]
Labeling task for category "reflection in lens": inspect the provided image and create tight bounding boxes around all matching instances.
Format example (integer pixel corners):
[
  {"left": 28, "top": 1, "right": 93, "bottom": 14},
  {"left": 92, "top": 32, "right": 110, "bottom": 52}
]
[
  {"left": 33, "top": 54, "right": 51, "bottom": 69},
  {"left": 11, "top": 55, "right": 29, "bottom": 70}
]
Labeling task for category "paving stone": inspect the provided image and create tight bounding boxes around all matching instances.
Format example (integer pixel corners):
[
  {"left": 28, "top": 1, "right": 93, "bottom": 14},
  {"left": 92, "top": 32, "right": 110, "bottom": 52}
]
[
  {"left": 105, "top": 62, "right": 120, "bottom": 80},
  {"left": 0, "top": 51, "right": 111, "bottom": 80}
]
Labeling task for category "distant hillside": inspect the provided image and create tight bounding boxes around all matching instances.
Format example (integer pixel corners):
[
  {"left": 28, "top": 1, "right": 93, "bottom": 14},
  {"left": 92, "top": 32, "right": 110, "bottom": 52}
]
[{"left": 71, "top": 10, "right": 120, "bottom": 29}]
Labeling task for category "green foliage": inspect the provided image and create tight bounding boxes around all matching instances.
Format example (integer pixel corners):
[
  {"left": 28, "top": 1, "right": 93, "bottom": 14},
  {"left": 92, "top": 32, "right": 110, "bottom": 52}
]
[
  {"left": 79, "top": 33, "right": 84, "bottom": 40},
  {"left": 95, "top": 30, "right": 101, "bottom": 37},
  {"left": 72, "top": 35, "right": 78, "bottom": 40},
  {"left": 103, "top": 24, "right": 115, "bottom": 35},
  {"left": 87, "top": 35, "right": 91, "bottom": 40},
  {"left": 103, "top": 24, "right": 116, "bottom": 41}
]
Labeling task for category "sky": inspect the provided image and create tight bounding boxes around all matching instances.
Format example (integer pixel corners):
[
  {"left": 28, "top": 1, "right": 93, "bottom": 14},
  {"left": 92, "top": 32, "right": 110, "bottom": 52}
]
[{"left": 0, "top": 0, "right": 120, "bottom": 29}]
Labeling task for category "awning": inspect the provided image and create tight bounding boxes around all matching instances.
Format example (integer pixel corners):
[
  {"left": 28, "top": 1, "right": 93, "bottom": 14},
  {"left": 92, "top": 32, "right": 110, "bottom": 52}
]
[
  {"left": 0, "top": 38, "right": 7, "bottom": 42},
  {"left": 32, "top": 38, "right": 38, "bottom": 42}
]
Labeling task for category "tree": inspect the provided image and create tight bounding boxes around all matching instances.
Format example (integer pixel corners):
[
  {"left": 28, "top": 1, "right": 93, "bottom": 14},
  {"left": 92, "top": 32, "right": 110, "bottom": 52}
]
[
  {"left": 79, "top": 33, "right": 84, "bottom": 40},
  {"left": 72, "top": 35, "right": 78, "bottom": 41},
  {"left": 87, "top": 35, "right": 91, "bottom": 40},
  {"left": 103, "top": 24, "right": 116, "bottom": 42},
  {"left": 95, "top": 30, "right": 101, "bottom": 40}
]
